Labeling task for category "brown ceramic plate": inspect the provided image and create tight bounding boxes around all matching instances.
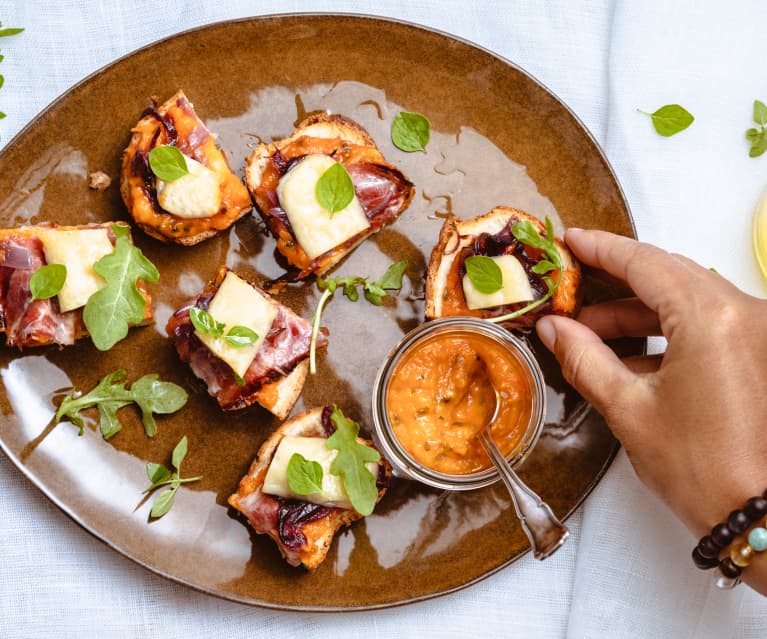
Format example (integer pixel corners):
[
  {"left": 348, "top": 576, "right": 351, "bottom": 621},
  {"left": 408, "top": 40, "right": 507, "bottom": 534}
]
[{"left": 0, "top": 14, "right": 638, "bottom": 610}]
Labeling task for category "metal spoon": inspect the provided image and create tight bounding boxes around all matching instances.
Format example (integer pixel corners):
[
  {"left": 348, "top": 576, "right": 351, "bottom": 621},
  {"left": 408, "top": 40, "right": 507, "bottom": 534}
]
[{"left": 478, "top": 386, "right": 569, "bottom": 560}]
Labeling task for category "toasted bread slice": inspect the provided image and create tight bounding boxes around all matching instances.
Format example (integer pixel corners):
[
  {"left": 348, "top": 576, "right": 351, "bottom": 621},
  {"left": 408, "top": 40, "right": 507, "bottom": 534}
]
[
  {"left": 120, "top": 90, "right": 252, "bottom": 246},
  {"left": 425, "top": 207, "right": 581, "bottom": 327},
  {"left": 245, "top": 113, "right": 414, "bottom": 287},
  {"left": 165, "top": 266, "right": 326, "bottom": 419},
  {"left": 228, "top": 406, "right": 391, "bottom": 570},
  {"left": 0, "top": 222, "right": 153, "bottom": 348}
]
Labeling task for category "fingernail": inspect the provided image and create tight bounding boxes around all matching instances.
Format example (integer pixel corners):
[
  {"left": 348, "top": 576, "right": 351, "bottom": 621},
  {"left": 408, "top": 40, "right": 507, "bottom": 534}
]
[{"left": 536, "top": 317, "right": 556, "bottom": 350}]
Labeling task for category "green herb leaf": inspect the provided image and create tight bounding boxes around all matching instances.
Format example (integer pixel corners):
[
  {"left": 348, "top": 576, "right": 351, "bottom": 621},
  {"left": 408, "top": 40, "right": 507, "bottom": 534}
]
[
  {"left": 638, "top": 104, "right": 694, "bottom": 137},
  {"left": 172, "top": 435, "right": 188, "bottom": 470},
  {"left": 150, "top": 488, "right": 176, "bottom": 518},
  {"left": 144, "top": 436, "right": 202, "bottom": 518},
  {"left": 363, "top": 283, "right": 386, "bottom": 306},
  {"left": 53, "top": 369, "right": 187, "bottom": 439},
  {"left": 189, "top": 307, "right": 225, "bottom": 338},
  {"left": 0, "top": 28, "right": 24, "bottom": 38},
  {"left": 286, "top": 453, "right": 324, "bottom": 495},
  {"left": 0, "top": 75, "right": 4, "bottom": 90},
  {"left": 148, "top": 145, "right": 189, "bottom": 181},
  {"left": 326, "top": 406, "right": 380, "bottom": 516},
  {"left": 0, "top": 54, "right": 4, "bottom": 64},
  {"left": 82, "top": 224, "right": 159, "bottom": 351},
  {"left": 29, "top": 263, "right": 67, "bottom": 300},
  {"left": 315, "top": 162, "right": 354, "bottom": 215},
  {"left": 747, "top": 101, "right": 767, "bottom": 158},
  {"left": 391, "top": 111, "right": 430, "bottom": 152},
  {"left": 465, "top": 255, "right": 503, "bottom": 294},
  {"left": 375, "top": 260, "right": 408, "bottom": 290},
  {"left": 0, "top": 112, "right": 5, "bottom": 120},
  {"left": 754, "top": 100, "right": 767, "bottom": 126},
  {"left": 224, "top": 325, "right": 259, "bottom": 348},
  {"left": 146, "top": 462, "right": 171, "bottom": 485}
]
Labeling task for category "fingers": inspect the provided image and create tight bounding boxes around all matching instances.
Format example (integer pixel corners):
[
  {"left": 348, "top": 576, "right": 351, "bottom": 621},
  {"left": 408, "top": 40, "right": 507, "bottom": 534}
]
[
  {"left": 622, "top": 353, "right": 663, "bottom": 375},
  {"left": 578, "top": 298, "right": 661, "bottom": 339},
  {"left": 536, "top": 315, "right": 638, "bottom": 418}
]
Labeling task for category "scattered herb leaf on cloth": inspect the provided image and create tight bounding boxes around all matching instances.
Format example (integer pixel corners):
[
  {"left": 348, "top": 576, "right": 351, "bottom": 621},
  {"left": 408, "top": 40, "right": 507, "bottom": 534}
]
[
  {"left": 54, "top": 369, "right": 188, "bottom": 439},
  {"left": 746, "top": 99, "right": 767, "bottom": 157},
  {"left": 637, "top": 104, "right": 694, "bottom": 137},
  {"left": 143, "top": 435, "right": 202, "bottom": 519},
  {"left": 391, "top": 111, "right": 430, "bottom": 152}
]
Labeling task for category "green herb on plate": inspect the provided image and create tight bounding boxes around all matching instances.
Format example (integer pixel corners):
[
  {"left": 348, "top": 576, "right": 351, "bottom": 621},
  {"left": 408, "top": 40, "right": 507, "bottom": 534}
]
[
  {"left": 148, "top": 145, "right": 189, "bottom": 181},
  {"left": 29, "top": 263, "right": 67, "bottom": 301},
  {"left": 315, "top": 162, "right": 355, "bottom": 215},
  {"left": 286, "top": 453, "right": 324, "bottom": 495},
  {"left": 465, "top": 255, "right": 503, "bottom": 294},
  {"left": 143, "top": 435, "right": 203, "bottom": 519},
  {"left": 189, "top": 307, "right": 259, "bottom": 348},
  {"left": 391, "top": 111, "right": 430, "bottom": 152}
]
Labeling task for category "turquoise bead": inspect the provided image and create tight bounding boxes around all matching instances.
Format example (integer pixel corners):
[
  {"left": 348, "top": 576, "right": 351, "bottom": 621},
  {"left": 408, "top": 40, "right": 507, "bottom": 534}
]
[{"left": 747, "top": 527, "right": 767, "bottom": 552}]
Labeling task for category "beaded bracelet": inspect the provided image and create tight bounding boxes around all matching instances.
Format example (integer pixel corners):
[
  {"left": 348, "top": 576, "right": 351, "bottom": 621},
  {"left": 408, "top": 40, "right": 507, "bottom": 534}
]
[{"left": 691, "top": 490, "right": 767, "bottom": 589}]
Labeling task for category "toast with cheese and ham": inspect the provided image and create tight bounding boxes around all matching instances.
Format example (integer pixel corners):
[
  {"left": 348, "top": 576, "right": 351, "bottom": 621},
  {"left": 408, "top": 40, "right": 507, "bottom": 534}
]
[
  {"left": 121, "top": 90, "right": 252, "bottom": 246},
  {"left": 425, "top": 207, "right": 581, "bottom": 328},
  {"left": 228, "top": 406, "right": 391, "bottom": 570},
  {"left": 0, "top": 223, "right": 152, "bottom": 348},
  {"left": 166, "top": 266, "right": 326, "bottom": 418},
  {"left": 244, "top": 113, "right": 415, "bottom": 288}
]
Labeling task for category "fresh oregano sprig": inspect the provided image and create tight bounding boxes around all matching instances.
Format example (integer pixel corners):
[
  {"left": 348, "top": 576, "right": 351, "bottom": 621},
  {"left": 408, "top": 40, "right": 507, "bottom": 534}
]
[
  {"left": 488, "top": 217, "right": 562, "bottom": 324},
  {"left": 0, "top": 23, "right": 24, "bottom": 123},
  {"left": 309, "top": 260, "right": 408, "bottom": 374},
  {"left": 637, "top": 103, "right": 694, "bottom": 137},
  {"left": 143, "top": 435, "right": 203, "bottom": 519},
  {"left": 746, "top": 99, "right": 767, "bottom": 158}
]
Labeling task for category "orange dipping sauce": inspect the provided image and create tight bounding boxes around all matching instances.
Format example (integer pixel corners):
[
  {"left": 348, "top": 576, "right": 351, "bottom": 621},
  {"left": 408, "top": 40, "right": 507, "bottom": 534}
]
[{"left": 385, "top": 330, "right": 533, "bottom": 475}]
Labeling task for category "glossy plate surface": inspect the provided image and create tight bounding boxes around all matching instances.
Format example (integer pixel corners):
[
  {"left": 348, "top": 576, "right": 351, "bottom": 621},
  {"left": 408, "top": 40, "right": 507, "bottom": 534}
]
[{"left": 0, "top": 14, "right": 638, "bottom": 610}]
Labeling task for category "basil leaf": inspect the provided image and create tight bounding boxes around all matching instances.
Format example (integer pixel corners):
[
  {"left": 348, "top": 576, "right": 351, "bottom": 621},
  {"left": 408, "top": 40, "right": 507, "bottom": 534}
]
[
  {"left": 224, "top": 325, "right": 258, "bottom": 348},
  {"left": 148, "top": 145, "right": 189, "bottom": 181},
  {"left": 0, "top": 28, "right": 24, "bottom": 38},
  {"left": 326, "top": 406, "right": 380, "bottom": 516},
  {"left": 375, "top": 259, "right": 408, "bottom": 290},
  {"left": 391, "top": 111, "right": 430, "bottom": 152},
  {"left": 315, "top": 162, "right": 354, "bottom": 215},
  {"left": 189, "top": 307, "right": 225, "bottom": 337},
  {"left": 146, "top": 463, "right": 171, "bottom": 485},
  {"left": 82, "top": 224, "right": 160, "bottom": 351},
  {"left": 465, "top": 255, "right": 503, "bottom": 294},
  {"left": 754, "top": 100, "right": 767, "bottom": 126},
  {"left": 638, "top": 104, "right": 694, "bottom": 137},
  {"left": 171, "top": 435, "right": 188, "bottom": 470},
  {"left": 287, "top": 453, "right": 324, "bottom": 495},
  {"left": 29, "top": 263, "right": 67, "bottom": 300},
  {"left": 150, "top": 488, "right": 176, "bottom": 518}
]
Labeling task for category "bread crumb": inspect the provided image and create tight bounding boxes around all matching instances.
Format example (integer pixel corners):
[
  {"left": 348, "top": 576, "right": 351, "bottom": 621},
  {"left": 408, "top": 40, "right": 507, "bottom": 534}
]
[{"left": 88, "top": 171, "right": 112, "bottom": 191}]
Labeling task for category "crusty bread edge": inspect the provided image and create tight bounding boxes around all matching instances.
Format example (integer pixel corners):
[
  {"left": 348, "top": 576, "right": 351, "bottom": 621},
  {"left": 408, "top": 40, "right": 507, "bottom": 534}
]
[{"left": 250, "top": 359, "right": 309, "bottom": 421}]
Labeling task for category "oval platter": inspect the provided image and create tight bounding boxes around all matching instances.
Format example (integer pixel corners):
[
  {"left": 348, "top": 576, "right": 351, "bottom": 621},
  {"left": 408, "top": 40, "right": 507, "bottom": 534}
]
[{"left": 0, "top": 14, "right": 639, "bottom": 610}]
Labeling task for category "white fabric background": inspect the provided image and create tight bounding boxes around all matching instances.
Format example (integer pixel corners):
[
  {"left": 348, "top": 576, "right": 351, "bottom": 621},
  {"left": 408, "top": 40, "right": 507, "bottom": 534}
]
[{"left": 0, "top": 1, "right": 765, "bottom": 637}]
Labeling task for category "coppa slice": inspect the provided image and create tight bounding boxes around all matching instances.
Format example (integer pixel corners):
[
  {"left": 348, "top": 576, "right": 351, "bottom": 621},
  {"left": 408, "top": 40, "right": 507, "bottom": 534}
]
[
  {"left": 228, "top": 406, "right": 391, "bottom": 570},
  {"left": 166, "top": 266, "right": 327, "bottom": 418},
  {"left": 120, "top": 90, "right": 252, "bottom": 246},
  {"left": 0, "top": 223, "right": 153, "bottom": 349},
  {"left": 244, "top": 112, "right": 415, "bottom": 288},
  {"left": 425, "top": 207, "right": 581, "bottom": 328}
]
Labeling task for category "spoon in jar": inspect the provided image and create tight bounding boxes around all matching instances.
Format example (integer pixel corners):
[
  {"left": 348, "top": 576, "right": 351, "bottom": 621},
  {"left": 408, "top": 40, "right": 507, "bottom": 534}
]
[{"left": 476, "top": 381, "right": 570, "bottom": 560}]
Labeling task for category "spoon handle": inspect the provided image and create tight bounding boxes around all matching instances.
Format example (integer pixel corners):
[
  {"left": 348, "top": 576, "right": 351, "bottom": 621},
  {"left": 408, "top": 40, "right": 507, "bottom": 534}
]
[{"left": 478, "top": 430, "right": 569, "bottom": 560}]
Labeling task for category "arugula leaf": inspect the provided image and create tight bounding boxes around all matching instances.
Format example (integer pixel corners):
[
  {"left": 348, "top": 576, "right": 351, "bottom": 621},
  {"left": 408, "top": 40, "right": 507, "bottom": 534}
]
[
  {"left": 637, "top": 104, "right": 694, "bottom": 137},
  {"left": 747, "top": 100, "right": 767, "bottom": 157},
  {"left": 29, "top": 263, "right": 67, "bottom": 300},
  {"left": 326, "top": 406, "right": 380, "bottom": 516},
  {"left": 309, "top": 261, "right": 408, "bottom": 373},
  {"left": 53, "top": 369, "right": 188, "bottom": 439},
  {"left": 315, "top": 162, "right": 354, "bottom": 215},
  {"left": 82, "top": 224, "right": 159, "bottom": 351},
  {"left": 144, "top": 435, "right": 202, "bottom": 519},
  {"left": 391, "top": 111, "right": 430, "bottom": 152},
  {"left": 287, "top": 453, "right": 324, "bottom": 495},
  {"left": 148, "top": 145, "right": 189, "bottom": 181},
  {"left": 189, "top": 307, "right": 225, "bottom": 337},
  {"left": 465, "top": 255, "right": 503, "bottom": 294}
]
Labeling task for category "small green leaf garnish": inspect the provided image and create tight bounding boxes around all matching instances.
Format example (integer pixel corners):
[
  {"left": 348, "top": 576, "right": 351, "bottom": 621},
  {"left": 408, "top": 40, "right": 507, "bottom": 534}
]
[
  {"left": 144, "top": 435, "right": 202, "bottom": 519},
  {"left": 746, "top": 99, "right": 767, "bottom": 158},
  {"left": 465, "top": 255, "right": 503, "bottom": 294},
  {"left": 189, "top": 307, "right": 225, "bottom": 338},
  {"left": 53, "top": 369, "right": 188, "bottom": 439},
  {"left": 0, "top": 27, "right": 25, "bottom": 38},
  {"left": 309, "top": 260, "right": 408, "bottom": 373},
  {"left": 286, "top": 453, "right": 324, "bottom": 495},
  {"left": 391, "top": 111, "right": 430, "bottom": 152},
  {"left": 326, "top": 406, "right": 380, "bottom": 516},
  {"left": 29, "top": 263, "right": 67, "bottom": 300},
  {"left": 148, "top": 145, "right": 189, "bottom": 181},
  {"left": 224, "top": 325, "right": 259, "bottom": 348},
  {"left": 82, "top": 224, "right": 159, "bottom": 351},
  {"left": 637, "top": 104, "right": 694, "bottom": 137},
  {"left": 315, "top": 162, "right": 355, "bottom": 215},
  {"left": 488, "top": 217, "right": 562, "bottom": 324}
]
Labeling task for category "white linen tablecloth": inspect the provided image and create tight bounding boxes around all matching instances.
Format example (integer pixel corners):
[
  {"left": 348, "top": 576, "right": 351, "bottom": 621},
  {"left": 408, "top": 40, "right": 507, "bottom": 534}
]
[{"left": 0, "top": 1, "right": 765, "bottom": 637}]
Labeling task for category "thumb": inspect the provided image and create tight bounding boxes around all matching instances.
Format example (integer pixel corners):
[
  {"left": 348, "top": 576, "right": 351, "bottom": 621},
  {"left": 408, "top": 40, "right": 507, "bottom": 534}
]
[{"left": 536, "top": 315, "right": 637, "bottom": 420}]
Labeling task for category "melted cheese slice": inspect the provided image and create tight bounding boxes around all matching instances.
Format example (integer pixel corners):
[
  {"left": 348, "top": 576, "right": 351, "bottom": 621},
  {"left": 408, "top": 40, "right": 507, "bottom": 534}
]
[
  {"left": 277, "top": 154, "right": 370, "bottom": 259},
  {"left": 39, "top": 228, "right": 113, "bottom": 313},
  {"left": 462, "top": 254, "right": 535, "bottom": 310},
  {"left": 157, "top": 155, "right": 222, "bottom": 219},
  {"left": 263, "top": 435, "right": 378, "bottom": 509},
  {"left": 195, "top": 271, "right": 277, "bottom": 378}
]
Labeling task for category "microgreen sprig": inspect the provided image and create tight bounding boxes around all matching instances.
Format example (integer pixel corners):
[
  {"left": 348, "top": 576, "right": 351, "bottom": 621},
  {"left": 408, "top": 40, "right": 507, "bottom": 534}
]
[
  {"left": 488, "top": 217, "right": 562, "bottom": 324},
  {"left": 0, "top": 23, "right": 24, "bottom": 124},
  {"left": 309, "top": 260, "right": 408, "bottom": 374},
  {"left": 746, "top": 99, "right": 767, "bottom": 158},
  {"left": 143, "top": 435, "right": 203, "bottom": 519}
]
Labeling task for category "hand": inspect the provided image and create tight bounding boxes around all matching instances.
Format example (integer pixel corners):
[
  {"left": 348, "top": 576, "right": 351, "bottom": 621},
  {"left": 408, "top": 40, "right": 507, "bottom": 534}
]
[{"left": 536, "top": 229, "right": 767, "bottom": 593}]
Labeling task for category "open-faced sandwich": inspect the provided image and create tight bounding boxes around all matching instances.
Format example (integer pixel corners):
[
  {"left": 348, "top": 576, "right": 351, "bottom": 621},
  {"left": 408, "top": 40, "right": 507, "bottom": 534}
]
[
  {"left": 425, "top": 206, "right": 581, "bottom": 327},
  {"left": 0, "top": 222, "right": 153, "bottom": 349},
  {"left": 228, "top": 405, "right": 391, "bottom": 570},
  {"left": 120, "top": 90, "right": 252, "bottom": 246},
  {"left": 244, "top": 113, "right": 415, "bottom": 287},
  {"left": 166, "top": 266, "right": 326, "bottom": 419}
]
